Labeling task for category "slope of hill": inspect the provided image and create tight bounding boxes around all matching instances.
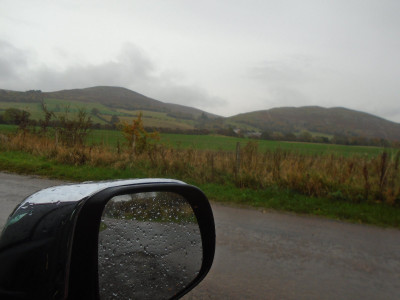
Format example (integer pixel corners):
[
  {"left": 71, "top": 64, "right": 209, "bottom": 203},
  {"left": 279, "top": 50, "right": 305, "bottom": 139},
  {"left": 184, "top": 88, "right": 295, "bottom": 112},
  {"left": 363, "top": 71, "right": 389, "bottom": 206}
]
[
  {"left": 45, "top": 86, "right": 217, "bottom": 119},
  {"left": 0, "top": 86, "right": 217, "bottom": 117},
  {"left": 227, "top": 106, "right": 400, "bottom": 140},
  {"left": 1, "top": 87, "right": 400, "bottom": 141},
  {"left": 0, "top": 86, "right": 219, "bottom": 130},
  {"left": 46, "top": 86, "right": 162, "bottom": 110}
]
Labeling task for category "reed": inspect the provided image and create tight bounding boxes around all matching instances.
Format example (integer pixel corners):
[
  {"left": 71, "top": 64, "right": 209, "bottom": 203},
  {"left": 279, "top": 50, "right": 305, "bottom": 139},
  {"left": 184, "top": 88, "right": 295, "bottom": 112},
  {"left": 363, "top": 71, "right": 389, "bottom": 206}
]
[{"left": 2, "top": 132, "right": 399, "bottom": 206}]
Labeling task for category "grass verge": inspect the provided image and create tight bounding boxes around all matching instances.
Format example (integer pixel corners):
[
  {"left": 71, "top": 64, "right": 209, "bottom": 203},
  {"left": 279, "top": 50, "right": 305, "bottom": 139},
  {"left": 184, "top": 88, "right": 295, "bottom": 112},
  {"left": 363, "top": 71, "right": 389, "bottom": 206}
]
[{"left": 0, "top": 150, "right": 399, "bottom": 228}]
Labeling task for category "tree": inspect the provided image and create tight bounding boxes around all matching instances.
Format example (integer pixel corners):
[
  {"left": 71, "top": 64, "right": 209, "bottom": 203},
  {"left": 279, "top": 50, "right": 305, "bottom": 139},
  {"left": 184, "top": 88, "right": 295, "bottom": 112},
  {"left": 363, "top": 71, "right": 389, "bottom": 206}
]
[
  {"left": 3, "top": 108, "right": 31, "bottom": 132},
  {"left": 3, "top": 108, "right": 29, "bottom": 124},
  {"left": 39, "top": 101, "right": 54, "bottom": 134},
  {"left": 284, "top": 132, "right": 296, "bottom": 141},
  {"left": 260, "top": 130, "right": 272, "bottom": 140},
  {"left": 56, "top": 107, "right": 92, "bottom": 147},
  {"left": 199, "top": 112, "right": 208, "bottom": 121},
  {"left": 16, "top": 110, "right": 31, "bottom": 132},
  {"left": 298, "top": 131, "right": 313, "bottom": 143},
  {"left": 272, "top": 132, "right": 284, "bottom": 141},
  {"left": 332, "top": 134, "right": 349, "bottom": 145},
  {"left": 120, "top": 112, "right": 159, "bottom": 158},
  {"left": 110, "top": 115, "right": 120, "bottom": 127},
  {"left": 197, "top": 112, "right": 209, "bottom": 127}
]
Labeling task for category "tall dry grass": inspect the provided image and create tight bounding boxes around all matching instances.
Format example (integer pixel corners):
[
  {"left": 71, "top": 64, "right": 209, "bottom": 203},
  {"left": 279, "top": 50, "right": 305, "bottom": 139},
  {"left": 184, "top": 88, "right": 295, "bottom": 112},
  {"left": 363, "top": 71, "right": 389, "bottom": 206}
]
[{"left": 1, "top": 132, "right": 399, "bottom": 205}]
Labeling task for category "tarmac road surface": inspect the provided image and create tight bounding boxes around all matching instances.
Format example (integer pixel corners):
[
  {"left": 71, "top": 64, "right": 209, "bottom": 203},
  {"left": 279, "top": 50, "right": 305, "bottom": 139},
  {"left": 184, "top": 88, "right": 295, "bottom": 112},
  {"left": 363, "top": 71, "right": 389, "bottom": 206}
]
[{"left": 1, "top": 172, "right": 399, "bottom": 299}]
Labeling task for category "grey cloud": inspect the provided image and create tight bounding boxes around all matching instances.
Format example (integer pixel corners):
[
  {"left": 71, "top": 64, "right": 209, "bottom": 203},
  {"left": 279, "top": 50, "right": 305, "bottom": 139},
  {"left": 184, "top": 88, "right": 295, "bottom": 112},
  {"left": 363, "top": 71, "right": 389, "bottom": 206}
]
[
  {"left": 32, "top": 43, "right": 156, "bottom": 91},
  {"left": 367, "top": 106, "right": 400, "bottom": 124},
  {"left": 0, "top": 41, "right": 29, "bottom": 82},
  {"left": 251, "top": 62, "right": 308, "bottom": 84},
  {"left": 148, "top": 84, "right": 227, "bottom": 109},
  {"left": 0, "top": 41, "right": 225, "bottom": 110},
  {"left": 248, "top": 57, "right": 319, "bottom": 106},
  {"left": 249, "top": 55, "right": 318, "bottom": 84},
  {"left": 248, "top": 57, "right": 400, "bottom": 123},
  {"left": 267, "top": 86, "right": 309, "bottom": 107}
]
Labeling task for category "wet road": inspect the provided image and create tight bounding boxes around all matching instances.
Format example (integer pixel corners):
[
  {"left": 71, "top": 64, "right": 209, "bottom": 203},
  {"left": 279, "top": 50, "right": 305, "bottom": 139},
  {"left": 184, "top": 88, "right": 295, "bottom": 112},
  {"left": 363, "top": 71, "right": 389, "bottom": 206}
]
[
  {"left": 1, "top": 172, "right": 400, "bottom": 299},
  {"left": 0, "top": 172, "right": 66, "bottom": 229}
]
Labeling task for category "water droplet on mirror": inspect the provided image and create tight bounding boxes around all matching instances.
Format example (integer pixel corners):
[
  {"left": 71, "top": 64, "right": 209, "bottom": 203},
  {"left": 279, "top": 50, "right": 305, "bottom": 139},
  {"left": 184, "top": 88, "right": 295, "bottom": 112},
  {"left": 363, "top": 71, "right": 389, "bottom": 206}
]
[{"left": 98, "top": 191, "right": 203, "bottom": 299}]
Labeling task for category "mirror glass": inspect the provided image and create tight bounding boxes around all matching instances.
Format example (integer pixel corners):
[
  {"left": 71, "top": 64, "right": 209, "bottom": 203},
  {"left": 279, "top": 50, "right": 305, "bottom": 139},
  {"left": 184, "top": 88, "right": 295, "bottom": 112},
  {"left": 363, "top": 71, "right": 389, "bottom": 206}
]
[{"left": 98, "top": 191, "right": 202, "bottom": 299}]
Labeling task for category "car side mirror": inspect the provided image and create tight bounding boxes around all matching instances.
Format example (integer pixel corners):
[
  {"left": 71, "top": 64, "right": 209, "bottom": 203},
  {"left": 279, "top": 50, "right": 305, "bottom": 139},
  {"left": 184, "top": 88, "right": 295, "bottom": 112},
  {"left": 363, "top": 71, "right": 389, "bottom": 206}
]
[
  {"left": 0, "top": 179, "right": 215, "bottom": 300},
  {"left": 98, "top": 191, "right": 204, "bottom": 299}
]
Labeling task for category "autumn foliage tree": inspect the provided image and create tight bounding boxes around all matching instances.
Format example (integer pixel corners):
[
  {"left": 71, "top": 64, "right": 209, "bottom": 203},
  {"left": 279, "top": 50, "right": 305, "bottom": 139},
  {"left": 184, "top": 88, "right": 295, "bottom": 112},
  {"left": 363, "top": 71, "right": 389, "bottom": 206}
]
[{"left": 120, "top": 112, "right": 159, "bottom": 158}]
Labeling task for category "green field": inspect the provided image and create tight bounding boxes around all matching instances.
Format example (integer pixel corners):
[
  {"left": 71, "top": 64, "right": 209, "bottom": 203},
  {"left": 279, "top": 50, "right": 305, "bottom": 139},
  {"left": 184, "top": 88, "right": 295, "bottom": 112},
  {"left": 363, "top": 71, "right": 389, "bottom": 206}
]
[
  {"left": 0, "top": 101, "right": 44, "bottom": 119},
  {"left": 0, "top": 98, "right": 197, "bottom": 129},
  {"left": 158, "top": 133, "right": 388, "bottom": 156},
  {"left": 0, "top": 124, "right": 389, "bottom": 157},
  {"left": 0, "top": 124, "right": 17, "bottom": 134},
  {"left": 87, "top": 130, "right": 388, "bottom": 157}
]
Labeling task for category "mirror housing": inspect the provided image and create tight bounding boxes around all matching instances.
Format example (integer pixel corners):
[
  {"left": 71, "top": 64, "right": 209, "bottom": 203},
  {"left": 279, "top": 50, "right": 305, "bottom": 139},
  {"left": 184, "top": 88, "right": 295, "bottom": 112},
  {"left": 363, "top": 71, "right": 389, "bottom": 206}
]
[{"left": 0, "top": 179, "right": 215, "bottom": 300}]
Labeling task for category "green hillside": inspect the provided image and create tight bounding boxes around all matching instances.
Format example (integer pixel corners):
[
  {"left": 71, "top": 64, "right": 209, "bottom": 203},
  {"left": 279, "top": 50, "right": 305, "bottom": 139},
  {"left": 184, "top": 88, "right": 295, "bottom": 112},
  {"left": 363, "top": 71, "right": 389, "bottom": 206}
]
[
  {"left": 0, "top": 87, "right": 214, "bottom": 129},
  {"left": 1, "top": 87, "right": 400, "bottom": 141},
  {"left": 45, "top": 86, "right": 218, "bottom": 119},
  {"left": 228, "top": 106, "right": 400, "bottom": 141}
]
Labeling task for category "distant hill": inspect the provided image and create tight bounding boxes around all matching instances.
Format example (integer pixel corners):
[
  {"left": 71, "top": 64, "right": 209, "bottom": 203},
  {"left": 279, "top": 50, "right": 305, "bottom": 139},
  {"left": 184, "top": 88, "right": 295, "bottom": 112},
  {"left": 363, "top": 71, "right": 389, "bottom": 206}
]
[
  {"left": 1, "top": 87, "right": 400, "bottom": 141},
  {"left": 227, "top": 106, "right": 400, "bottom": 141},
  {"left": 45, "top": 86, "right": 218, "bottom": 119},
  {"left": 0, "top": 86, "right": 219, "bottom": 130}
]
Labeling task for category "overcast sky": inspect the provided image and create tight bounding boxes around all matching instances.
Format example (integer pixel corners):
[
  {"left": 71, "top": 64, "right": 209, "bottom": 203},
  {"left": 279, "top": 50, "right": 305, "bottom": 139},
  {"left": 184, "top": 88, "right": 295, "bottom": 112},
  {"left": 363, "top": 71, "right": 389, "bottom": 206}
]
[{"left": 1, "top": 0, "right": 399, "bottom": 122}]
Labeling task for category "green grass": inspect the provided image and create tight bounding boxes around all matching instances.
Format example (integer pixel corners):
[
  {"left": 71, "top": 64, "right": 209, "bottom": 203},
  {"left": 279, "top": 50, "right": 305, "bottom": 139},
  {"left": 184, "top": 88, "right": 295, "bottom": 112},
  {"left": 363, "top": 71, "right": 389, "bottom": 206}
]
[
  {"left": 0, "top": 102, "right": 45, "bottom": 119},
  {"left": 87, "top": 129, "right": 391, "bottom": 157},
  {"left": 196, "top": 183, "right": 399, "bottom": 227},
  {"left": 0, "top": 124, "right": 390, "bottom": 157},
  {"left": 87, "top": 129, "right": 387, "bottom": 157},
  {"left": 44, "top": 98, "right": 117, "bottom": 115},
  {"left": 0, "top": 99, "right": 119, "bottom": 125},
  {"left": 159, "top": 133, "right": 388, "bottom": 157},
  {"left": 0, "top": 124, "right": 18, "bottom": 134},
  {"left": 113, "top": 110, "right": 196, "bottom": 129},
  {"left": 0, "top": 150, "right": 399, "bottom": 228},
  {"left": 86, "top": 130, "right": 391, "bottom": 157},
  {"left": 87, "top": 129, "right": 125, "bottom": 146},
  {"left": 0, "top": 151, "right": 147, "bottom": 181}
]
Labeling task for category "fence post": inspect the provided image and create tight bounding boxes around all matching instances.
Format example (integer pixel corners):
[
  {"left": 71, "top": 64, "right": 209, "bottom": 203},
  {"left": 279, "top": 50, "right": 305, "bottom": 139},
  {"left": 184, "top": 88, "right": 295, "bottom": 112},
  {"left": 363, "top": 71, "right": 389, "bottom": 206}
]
[
  {"left": 211, "top": 153, "right": 214, "bottom": 180},
  {"left": 55, "top": 130, "right": 58, "bottom": 148},
  {"left": 235, "top": 142, "right": 241, "bottom": 179}
]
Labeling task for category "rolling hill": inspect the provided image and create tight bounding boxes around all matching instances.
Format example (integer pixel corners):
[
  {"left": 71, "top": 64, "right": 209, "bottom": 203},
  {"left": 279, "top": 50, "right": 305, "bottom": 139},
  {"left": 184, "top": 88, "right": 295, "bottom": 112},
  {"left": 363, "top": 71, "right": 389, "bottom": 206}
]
[
  {"left": 0, "top": 86, "right": 219, "bottom": 130},
  {"left": 45, "top": 86, "right": 218, "bottom": 118},
  {"left": 227, "top": 106, "right": 400, "bottom": 140},
  {"left": 1, "top": 86, "right": 400, "bottom": 141}
]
